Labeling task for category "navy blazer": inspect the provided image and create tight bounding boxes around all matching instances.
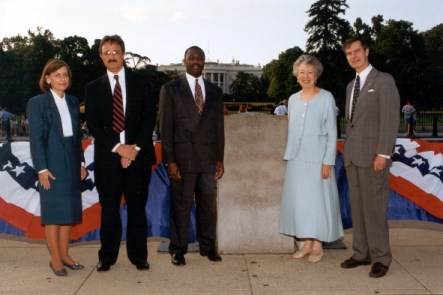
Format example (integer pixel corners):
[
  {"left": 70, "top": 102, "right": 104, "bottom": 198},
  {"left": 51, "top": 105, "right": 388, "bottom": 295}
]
[
  {"left": 27, "top": 92, "right": 83, "bottom": 173},
  {"left": 159, "top": 75, "right": 224, "bottom": 173}
]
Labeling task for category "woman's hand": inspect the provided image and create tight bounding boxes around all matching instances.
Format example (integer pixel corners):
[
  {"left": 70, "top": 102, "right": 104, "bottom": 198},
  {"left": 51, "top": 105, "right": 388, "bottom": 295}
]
[
  {"left": 39, "top": 170, "right": 56, "bottom": 190},
  {"left": 80, "top": 166, "right": 87, "bottom": 180},
  {"left": 321, "top": 164, "right": 332, "bottom": 179}
]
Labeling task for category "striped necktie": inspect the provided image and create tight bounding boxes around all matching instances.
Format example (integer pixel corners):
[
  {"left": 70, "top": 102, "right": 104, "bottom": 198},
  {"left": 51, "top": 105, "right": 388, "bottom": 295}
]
[
  {"left": 112, "top": 75, "right": 125, "bottom": 133},
  {"left": 350, "top": 75, "right": 360, "bottom": 121},
  {"left": 195, "top": 79, "right": 204, "bottom": 114}
]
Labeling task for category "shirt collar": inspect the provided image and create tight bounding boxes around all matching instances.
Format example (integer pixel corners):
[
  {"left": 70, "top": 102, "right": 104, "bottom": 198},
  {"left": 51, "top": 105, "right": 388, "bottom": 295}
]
[{"left": 107, "top": 68, "right": 125, "bottom": 83}]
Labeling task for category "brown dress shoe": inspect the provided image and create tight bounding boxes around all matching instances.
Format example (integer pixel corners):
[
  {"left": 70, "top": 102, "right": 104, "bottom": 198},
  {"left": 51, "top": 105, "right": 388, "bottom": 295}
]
[{"left": 369, "top": 262, "right": 389, "bottom": 278}]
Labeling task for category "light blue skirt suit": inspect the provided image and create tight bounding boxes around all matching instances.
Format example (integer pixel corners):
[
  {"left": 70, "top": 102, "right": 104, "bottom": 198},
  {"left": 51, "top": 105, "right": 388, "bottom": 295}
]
[{"left": 279, "top": 89, "right": 344, "bottom": 242}]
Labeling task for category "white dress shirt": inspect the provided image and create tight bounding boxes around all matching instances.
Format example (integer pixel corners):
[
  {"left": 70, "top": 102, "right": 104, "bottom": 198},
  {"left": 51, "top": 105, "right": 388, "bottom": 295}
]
[
  {"left": 186, "top": 73, "right": 206, "bottom": 102},
  {"left": 50, "top": 89, "right": 73, "bottom": 137}
]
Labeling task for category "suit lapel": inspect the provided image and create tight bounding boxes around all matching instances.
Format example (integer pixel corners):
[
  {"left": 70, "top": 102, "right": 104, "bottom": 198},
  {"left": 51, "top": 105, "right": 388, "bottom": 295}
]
[
  {"left": 45, "top": 92, "right": 65, "bottom": 140},
  {"left": 66, "top": 94, "right": 79, "bottom": 142},
  {"left": 353, "top": 68, "right": 377, "bottom": 119},
  {"left": 178, "top": 76, "right": 201, "bottom": 119}
]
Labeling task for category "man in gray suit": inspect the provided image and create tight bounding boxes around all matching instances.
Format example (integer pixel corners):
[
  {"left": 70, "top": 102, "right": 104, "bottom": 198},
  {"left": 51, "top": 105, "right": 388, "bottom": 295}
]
[
  {"left": 159, "top": 46, "right": 225, "bottom": 266},
  {"left": 340, "top": 37, "right": 400, "bottom": 278}
]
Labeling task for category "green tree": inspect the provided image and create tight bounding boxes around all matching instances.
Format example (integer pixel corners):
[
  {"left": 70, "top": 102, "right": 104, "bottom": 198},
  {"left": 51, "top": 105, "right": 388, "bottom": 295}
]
[
  {"left": 262, "top": 46, "right": 304, "bottom": 101},
  {"left": 58, "top": 36, "right": 94, "bottom": 100},
  {"left": 305, "top": 0, "right": 351, "bottom": 53},
  {"left": 230, "top": 71, "right": 266, "bottom": 102},
  {"left": 372, "top": 20, "right": 426, "bottom": 107},
  {"left": 125, "top": 52, "right": 151, "bottom": 70},
  {"left": 136, "top": 65, "right": 169, "bottom": 105},
  {"left": 421, "top": 24, "right": 443, "bottom": 108},
  {"left": 304, "top": 0, "right": 352, "bottom": 109},
  {"left": 0, "top": 27, "right": 57, "bottom": 113}
]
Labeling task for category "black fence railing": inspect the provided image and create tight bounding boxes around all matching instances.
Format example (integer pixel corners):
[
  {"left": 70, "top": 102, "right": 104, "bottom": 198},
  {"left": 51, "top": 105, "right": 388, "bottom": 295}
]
[
  {"left": 336, "top": 111, "right": 443, "bottom": 138},
  {"left": 223, "top": 102, "right": 443, "bottom": 138}
]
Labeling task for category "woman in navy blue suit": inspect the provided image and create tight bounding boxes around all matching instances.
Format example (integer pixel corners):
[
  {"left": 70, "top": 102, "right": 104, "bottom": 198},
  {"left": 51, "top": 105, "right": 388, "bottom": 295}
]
[{"left": 27, "top": 59, "right": 87, "bottom": 276}]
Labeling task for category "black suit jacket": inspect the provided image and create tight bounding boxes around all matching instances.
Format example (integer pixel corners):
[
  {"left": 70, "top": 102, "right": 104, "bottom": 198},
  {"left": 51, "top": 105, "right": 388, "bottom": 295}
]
[
  {"left": 159, "top": 75, "right": 224, "bottom": 173},
  {"left": 85, "top": 69, "right": 156, "bottom": 168}
]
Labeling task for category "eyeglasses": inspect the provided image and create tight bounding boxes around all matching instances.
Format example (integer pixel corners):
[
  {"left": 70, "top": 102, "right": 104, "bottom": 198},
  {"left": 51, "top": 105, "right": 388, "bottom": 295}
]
[
  {"left": 102, "top": 50, "right": 122, "bottom": 56},
  {"left": 52, "top": 73, "right": 70, "bottom": 80}
]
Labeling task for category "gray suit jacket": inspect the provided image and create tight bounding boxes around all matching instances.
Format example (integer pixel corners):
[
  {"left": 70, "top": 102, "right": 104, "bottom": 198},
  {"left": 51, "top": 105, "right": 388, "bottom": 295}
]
[
  {"left": 159, "top": 75, "right": 225, "bottom": 173},
  {"left": 343, "top": 67, "right": 400, "bottom": 167}
]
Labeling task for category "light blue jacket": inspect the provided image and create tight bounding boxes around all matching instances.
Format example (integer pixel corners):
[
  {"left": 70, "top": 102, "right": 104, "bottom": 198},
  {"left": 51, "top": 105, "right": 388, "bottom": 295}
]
[{"left": 283, "top": 89, "right": 337, "bottom": 165}]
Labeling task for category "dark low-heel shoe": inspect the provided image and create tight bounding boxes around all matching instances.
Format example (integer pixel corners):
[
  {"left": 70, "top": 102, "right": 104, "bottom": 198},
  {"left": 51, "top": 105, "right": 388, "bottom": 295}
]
[
  {"left": 50, "top": 262, "right": 68, "bottom": 276},
  {"left": 62, "top": 261, "right": 85, "bottom": 270}
]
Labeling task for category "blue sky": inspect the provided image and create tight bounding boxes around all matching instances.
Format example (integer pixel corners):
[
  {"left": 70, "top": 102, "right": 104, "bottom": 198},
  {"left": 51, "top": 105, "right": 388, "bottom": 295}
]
[{"left": 1, "top": 0, "right": 441, "bottom": 66}]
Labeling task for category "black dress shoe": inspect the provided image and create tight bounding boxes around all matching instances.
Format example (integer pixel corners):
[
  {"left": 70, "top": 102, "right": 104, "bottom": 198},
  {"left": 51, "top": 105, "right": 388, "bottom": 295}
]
[
  {"left": 340, "top": 257, "right": 371, "bottom": 268},
  {"left": 50, "top": 262, "right": 68, "bottom": 276},
  {"left": 171, "top": 254, "right": 186, "bottom": 266},
  {"left": 136, "top": 261, "right": 150, "bottom": 270},
  {"left": 200, "top": 251, "right": 222, "bottom": 262},
  {"left": 63, "top": 261, "right": 84, "bottom": 270},
  {"left": 369, "top": 262, "right": 389, "bottom": 278},
  {"left": 96, "top": 261, "right": 111, "bottom": 272}
]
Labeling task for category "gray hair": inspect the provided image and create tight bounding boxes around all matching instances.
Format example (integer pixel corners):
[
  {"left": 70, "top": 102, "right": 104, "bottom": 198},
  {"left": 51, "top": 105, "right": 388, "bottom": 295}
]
[{"left": 292, "top": 54, "right": 324, "bottom": 78}]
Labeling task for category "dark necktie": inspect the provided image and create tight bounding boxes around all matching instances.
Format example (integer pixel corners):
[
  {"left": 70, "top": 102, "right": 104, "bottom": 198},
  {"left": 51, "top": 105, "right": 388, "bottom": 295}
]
[
  {"left": 350, "top": 75, "right": 360, "bottom": 120},
  {"left": 195, "top": 79, "right": 204, "bottom": 114},
  {"left": 112, "top": 75, "right": 125, "bottom": 133}
]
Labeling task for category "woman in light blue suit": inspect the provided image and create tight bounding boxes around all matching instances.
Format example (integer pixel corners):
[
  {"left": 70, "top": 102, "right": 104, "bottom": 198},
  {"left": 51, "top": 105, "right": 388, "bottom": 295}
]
[
  {"left": 27, "top": 59, "right": 87, "bottom": 276},
  {"left": 279, "top": 55, "right": 343, "bottom": 263}
]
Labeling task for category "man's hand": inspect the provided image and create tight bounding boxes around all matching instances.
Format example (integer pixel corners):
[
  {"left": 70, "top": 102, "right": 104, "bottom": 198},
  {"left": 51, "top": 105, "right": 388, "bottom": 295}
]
[
  {"left": 214, "top": 161, "right": 224, "bottom": 180},
  {"left": 373, "top": 155, "right": 387, "bottom": 172},
  {"left": 116, "top": 144, "right": 138, "bottom": 161},
  {"left": 121, "top": 157, "right": 132, "bottom": 168},
  {"left": 167, "top": 163, "right": 182, "bottom": 182}
]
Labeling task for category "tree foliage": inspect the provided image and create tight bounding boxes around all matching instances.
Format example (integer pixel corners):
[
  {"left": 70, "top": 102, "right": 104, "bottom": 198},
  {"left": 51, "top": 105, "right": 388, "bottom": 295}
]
[
  {"left": 0, "top": 27, "right": 167, "bottom": 114},
  {"left": 262, "top": 46, "right": 304, "bottom": 102},
  {"left": 305, "top": 0, "right": 351, "bottom": 53},
  {"left": 1, "top": 11, "right": 442, "bottom": 115},
  {"left": 262, "top": 0, "right": 442, "bottom": 110},
  {"left": 229, "top": 71, "right": 266, "bottom": 102}
]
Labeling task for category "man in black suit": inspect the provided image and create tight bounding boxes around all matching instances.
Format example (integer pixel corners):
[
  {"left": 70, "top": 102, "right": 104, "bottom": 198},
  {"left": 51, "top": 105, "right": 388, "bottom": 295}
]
[
  {"left": 159, "top": 46, "right": 225, "bottom": 266},
  {"left": 85, "top": 35, "right": 156, "bottom": 272}
]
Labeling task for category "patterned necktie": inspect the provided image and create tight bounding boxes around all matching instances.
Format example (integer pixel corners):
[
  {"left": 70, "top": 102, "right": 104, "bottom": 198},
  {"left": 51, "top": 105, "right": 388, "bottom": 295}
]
[
  {"left": 194, "top": 79, "right": 204, "bottom": 114},
  {"left": 350, "top": 75, "right": 360, "bottom": 121},
  {"left": 112, "top": 75, "right": 125, "bottom": 133}
]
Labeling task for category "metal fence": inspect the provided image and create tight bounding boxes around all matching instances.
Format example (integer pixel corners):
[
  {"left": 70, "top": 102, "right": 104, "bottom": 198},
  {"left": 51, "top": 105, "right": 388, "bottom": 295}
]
[{"left": 223, "top": 102, "right": 443, "bottom": 138}]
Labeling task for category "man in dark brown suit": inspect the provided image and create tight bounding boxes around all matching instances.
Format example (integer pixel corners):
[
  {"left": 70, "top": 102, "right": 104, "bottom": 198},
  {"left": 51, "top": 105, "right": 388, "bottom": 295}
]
[
  {"left": 340, "top": 37, "right": 400, "bottom": 278},
  {"left": 159, "top": 46, "right": 225, "bottom": 266}
]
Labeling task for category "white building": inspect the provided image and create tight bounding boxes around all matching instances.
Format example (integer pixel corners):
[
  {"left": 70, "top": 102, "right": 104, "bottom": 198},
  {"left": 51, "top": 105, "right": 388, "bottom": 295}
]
[{"left": 157, "top": 59, "right": 262, "bottom": 95}]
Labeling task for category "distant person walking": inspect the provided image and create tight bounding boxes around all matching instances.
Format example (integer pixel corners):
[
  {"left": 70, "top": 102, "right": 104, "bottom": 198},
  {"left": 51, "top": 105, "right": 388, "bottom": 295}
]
[
  {"left": 1, "top": 107, "right": 14, "bottom": 142},
  {"left": 401, "top": 100, "right": 417, "bottom": 137}
]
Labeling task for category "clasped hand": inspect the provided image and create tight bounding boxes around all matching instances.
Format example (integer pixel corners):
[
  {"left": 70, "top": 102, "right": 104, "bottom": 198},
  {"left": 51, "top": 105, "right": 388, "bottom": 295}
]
[{"left": 116, "top": 144, "right": 138, "bottom": 168}]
